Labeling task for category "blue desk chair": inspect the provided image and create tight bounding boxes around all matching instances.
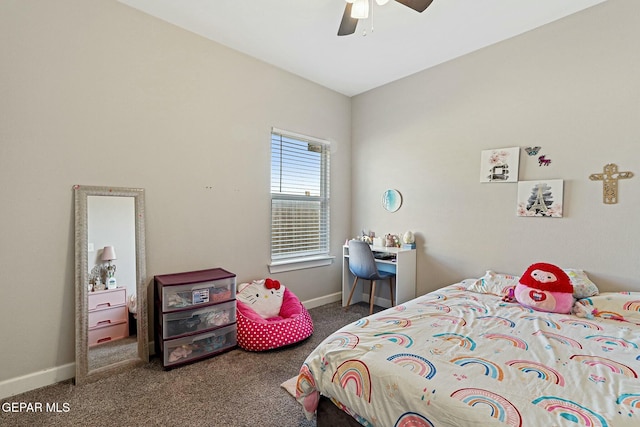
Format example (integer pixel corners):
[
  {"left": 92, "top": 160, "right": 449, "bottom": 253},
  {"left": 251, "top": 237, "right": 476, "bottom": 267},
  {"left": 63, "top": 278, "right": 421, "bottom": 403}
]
[{"left": 345, "top": 239, "right": 395, "bottom": 315}]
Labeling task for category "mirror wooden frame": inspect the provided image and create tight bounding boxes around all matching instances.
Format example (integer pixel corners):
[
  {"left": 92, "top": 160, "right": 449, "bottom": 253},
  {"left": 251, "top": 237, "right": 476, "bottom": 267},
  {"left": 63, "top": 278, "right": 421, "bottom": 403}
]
[{"left": 74, "top": 185, "right": 149, "bottom": 385}]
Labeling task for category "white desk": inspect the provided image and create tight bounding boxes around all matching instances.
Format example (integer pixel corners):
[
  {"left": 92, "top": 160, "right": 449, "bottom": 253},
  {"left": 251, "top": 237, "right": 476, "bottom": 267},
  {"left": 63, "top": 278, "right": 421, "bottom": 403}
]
[{"left": 342, "top": 245, "right": 416, "bottom": 309}]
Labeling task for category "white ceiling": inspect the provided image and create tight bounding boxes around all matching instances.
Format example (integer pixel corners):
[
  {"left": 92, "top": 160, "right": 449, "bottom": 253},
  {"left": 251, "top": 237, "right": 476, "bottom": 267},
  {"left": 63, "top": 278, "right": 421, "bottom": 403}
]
[{"left": 117, "top": 0, "right": 607, "bottom": 97}]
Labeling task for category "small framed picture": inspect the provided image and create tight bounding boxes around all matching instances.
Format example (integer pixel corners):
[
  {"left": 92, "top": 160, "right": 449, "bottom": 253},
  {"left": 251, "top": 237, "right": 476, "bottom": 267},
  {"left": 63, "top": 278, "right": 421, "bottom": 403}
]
[
  {"left": 480, "top": 147, "right": 520, "bottom": 183},
  {"left": 517, "top": 179, "right": 564, "bottom": 217}
]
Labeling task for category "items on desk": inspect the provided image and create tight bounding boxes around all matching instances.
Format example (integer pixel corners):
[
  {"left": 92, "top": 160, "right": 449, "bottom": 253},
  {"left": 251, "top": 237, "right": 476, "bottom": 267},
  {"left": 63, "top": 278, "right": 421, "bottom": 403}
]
[
  {"left": 385, "top": 234, "right": 399, "bottom": 247},
  {"left": 402, "top": 231, "right": 415, "bottom": 244},
  {"left": 351, "top": 231, "right": 414, "bottom": 249},
  {"left": 361, "top": 228, "right": 375, "bottom": 244},
  {"left": 358, "top": 229, "right": 374, "bottom": 245},
  {"left": 373, "top": 236, "right": 384, "bottom": 247},
  {"left": 361, "top": 235, "right": 373, "bottom": 244},
  {"left": 402, "top": 231, "right": 416, "bottom": 249},
  {"left": 353, "top": 229, "right": 375, "bottom": 245}
]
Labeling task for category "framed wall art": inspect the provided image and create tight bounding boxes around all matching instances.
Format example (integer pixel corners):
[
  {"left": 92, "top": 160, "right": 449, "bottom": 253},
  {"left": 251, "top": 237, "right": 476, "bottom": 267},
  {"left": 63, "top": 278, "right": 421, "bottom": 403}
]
[
  {"left": 480, "top": 147, "right": 520, "bottom": 183},
  {"left": 517, "top": 179, "right": 564, "bottom": 218}
]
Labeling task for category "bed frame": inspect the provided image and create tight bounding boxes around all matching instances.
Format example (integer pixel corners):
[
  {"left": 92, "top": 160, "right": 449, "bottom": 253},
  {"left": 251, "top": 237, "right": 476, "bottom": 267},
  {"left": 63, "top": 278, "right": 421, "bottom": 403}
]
[{"left": 317, "top": 395, "right": 363, "bottom": 427}]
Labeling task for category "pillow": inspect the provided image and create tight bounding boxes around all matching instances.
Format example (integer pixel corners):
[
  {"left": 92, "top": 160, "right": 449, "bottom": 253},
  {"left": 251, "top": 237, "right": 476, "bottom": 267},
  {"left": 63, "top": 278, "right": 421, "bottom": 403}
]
[
  {"left": 563, "top": 269, "right": 599, "bottom": 298},
  {"left": 466, "top": 270, "right": 520, "bottom": 296},
  {"left": 236, "top": 278, "right": 285, "bottom": 319},
  {"left": 573, "top": 292, "right": 640, "bottom": 324},
  {"left": 515, "top": 263, "right": 574, "bottom": 314}
]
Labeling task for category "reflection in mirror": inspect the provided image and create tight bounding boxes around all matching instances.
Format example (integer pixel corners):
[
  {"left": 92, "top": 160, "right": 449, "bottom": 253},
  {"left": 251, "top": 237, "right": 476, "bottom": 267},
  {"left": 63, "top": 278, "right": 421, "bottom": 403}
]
[
  {"left": 87, "top": 196, "right": 137, "bottom": 371},
  {"left": 74, "top": 185, "right": 148, "bottom": 385}
]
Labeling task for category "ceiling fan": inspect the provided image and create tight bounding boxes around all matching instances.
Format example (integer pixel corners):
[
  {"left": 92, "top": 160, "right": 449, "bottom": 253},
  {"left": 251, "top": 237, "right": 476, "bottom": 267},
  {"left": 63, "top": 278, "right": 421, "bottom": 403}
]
[{"left": 338, "top": 0, "right": 434, "bottom": 36}]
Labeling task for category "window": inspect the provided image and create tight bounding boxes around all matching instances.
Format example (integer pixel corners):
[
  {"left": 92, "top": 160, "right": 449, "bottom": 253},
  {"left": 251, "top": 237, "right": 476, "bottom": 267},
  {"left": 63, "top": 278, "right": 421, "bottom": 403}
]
[{"left": 269, "top": 127, "right": 332, "bottom": 273}]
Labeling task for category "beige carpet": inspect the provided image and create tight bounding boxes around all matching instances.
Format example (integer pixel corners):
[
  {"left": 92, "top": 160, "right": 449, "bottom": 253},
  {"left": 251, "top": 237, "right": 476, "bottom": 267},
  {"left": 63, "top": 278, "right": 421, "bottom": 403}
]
[
  {"left": 280, "top": 375, "right": 298, "bottom": 399},
  {"left": 1, "top": 301, "right": 376, "bottom": 427}
]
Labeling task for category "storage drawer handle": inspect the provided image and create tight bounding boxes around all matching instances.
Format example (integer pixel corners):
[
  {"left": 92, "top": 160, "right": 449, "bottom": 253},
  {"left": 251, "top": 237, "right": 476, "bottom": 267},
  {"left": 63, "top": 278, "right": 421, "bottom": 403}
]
[
  {"left": 97, "top": 337, "right": 113, "bottom": 344},
  {"left": 95, "top": 302, "right": 112, "bottom": 309},
  {"left": 96, "top": 320, "right": 112, "bottom": 326}
]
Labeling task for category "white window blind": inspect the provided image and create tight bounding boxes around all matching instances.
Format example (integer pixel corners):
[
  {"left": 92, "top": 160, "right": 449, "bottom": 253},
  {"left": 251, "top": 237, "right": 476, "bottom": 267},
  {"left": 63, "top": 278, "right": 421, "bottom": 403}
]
[{"left": 270, "top": 128, "right": 330, "bottom": 262}]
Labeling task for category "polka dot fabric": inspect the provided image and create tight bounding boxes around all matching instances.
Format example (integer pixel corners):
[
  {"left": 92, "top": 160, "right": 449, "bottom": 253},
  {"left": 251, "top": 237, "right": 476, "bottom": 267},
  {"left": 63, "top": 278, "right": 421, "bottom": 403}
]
[{"left": 236, "top": 287, "right": 314, "bottom": 351}]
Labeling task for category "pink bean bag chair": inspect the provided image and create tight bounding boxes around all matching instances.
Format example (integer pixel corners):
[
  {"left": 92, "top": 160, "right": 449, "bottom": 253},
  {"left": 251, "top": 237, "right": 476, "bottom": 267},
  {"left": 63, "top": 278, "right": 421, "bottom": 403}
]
[{"left": 236, "top": 282, "right": 314, "bottom": 351}]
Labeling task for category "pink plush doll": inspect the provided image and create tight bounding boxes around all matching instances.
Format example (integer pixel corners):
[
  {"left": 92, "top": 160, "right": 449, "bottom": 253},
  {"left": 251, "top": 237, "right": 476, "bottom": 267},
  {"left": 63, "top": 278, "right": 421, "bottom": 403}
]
[{"left": 514, "top": 262, "right": 574, "bottom": 314}]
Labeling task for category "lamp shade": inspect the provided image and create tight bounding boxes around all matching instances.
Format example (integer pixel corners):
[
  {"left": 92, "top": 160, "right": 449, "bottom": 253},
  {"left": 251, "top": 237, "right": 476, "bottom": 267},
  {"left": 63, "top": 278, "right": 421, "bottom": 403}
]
[{"left": 101, "top": 246, "right": 117, "bottom": 261}]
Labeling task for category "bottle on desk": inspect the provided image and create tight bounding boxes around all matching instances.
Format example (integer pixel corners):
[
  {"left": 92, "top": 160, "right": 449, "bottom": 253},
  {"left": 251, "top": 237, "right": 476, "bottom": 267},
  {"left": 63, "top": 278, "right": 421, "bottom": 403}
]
[{"left": 106, "top": 276, "right": 117, "bottom": 289}]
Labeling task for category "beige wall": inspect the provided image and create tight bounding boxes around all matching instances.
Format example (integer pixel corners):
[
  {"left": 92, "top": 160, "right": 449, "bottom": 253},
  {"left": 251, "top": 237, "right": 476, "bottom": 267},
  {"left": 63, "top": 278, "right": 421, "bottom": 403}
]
[
  {"left": 0, "top": 0, "right": 351, "bottom": 390},
  {"left": 351, "top": 0, "right": 640, "bottom": 295}
]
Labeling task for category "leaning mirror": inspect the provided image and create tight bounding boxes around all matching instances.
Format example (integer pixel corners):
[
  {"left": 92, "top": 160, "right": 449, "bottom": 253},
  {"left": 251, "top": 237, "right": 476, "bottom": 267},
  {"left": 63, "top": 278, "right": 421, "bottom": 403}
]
[{"left": 74, "top": 185, "right": 148, "bottom": 385}]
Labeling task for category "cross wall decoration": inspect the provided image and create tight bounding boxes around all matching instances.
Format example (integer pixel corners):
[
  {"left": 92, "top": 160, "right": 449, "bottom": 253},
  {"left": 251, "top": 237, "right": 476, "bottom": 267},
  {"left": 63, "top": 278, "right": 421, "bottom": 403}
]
[{"left": 589, "top": 163, "right": 634, "bottom": 204}]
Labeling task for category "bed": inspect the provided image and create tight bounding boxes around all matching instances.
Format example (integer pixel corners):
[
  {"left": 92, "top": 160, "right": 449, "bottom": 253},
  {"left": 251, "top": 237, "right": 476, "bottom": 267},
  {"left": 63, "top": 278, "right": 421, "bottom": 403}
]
[{"left": 295, "top": 274, "right": 640, "bottom": 427}]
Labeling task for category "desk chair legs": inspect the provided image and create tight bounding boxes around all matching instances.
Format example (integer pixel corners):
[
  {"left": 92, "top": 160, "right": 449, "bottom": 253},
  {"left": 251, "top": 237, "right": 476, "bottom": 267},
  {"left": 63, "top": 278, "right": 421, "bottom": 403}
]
[
  {"left": 345, "top": 276, "right": 395, "bottom": 315},
  {"left": 370, "top": 278, "right": 395, "bottom": 315},
  {"left": 345, "top": 276, "right": 359, "bottom": 310},
  {"left": 369, "top": 280, "right": 376, "bottom": 315}
]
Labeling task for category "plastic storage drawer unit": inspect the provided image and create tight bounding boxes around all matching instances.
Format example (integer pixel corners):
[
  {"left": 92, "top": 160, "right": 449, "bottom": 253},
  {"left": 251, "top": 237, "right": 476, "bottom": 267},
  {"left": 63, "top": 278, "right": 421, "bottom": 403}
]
[
  {"left": 161, "top": 276, "right": 236, "bottom": 312},
  {"left": 154, "top": 268, "right": 237, "bottom": 368},
  {"left": 163, "top": 324, "right": 237, "bottom": 367},
  {"left": 163, "top": 300, "right": 236, "bottom": 339}
]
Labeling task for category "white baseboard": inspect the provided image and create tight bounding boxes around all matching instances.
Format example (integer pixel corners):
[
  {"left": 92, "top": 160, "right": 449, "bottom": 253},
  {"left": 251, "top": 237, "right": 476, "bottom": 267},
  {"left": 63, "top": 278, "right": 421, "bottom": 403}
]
[
  {"left": 361, "top": 293, "right": 392, "bottom": 309},
  {"left": 301, "top": 291, "right": 341, "bottom": 309},
  {"left": 0, "top": 363, "right": 75, "bottom": 400},
  {"left": 1, "top": 294, "right": 342, "bottom": 400}
]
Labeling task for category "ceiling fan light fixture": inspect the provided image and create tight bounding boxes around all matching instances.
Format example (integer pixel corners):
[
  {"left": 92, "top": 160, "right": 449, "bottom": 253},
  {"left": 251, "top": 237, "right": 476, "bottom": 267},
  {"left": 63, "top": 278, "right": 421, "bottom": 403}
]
[
  {"left": 338, "top": 0, "right": 433, "bottom": 36},
  {"left": 351, "top": 0, "right": 369, "bottom": 19}
]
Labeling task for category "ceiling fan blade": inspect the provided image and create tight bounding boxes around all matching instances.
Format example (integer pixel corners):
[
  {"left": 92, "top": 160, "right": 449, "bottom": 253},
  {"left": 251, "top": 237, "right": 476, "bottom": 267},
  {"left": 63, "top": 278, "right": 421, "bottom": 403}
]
[
  {"left": 394, "top": 0, "right": 434, "bottom": 13},
  {"left": 338, "top": 3, "right": 358, "bottom": 36}
]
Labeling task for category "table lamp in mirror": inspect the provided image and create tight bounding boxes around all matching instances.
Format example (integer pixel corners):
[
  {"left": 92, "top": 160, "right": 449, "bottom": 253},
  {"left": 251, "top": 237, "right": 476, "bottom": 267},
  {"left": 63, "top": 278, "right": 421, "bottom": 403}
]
[{"left": 102, "top": 245, "right": 117, "bottom": 289}]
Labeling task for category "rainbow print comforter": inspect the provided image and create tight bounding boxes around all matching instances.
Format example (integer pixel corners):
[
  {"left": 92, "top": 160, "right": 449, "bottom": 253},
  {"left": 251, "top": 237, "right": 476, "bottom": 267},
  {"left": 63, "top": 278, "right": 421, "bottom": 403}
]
[{"left": 296, "top": 282, "right": 640, "bottom": 426}]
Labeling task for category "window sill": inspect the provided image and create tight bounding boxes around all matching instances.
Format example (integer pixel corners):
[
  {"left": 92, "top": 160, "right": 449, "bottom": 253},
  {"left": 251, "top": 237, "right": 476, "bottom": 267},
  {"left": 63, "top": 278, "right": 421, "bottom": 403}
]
[{"left": 268, "top": 255, "right": 335, "bottom": 274}]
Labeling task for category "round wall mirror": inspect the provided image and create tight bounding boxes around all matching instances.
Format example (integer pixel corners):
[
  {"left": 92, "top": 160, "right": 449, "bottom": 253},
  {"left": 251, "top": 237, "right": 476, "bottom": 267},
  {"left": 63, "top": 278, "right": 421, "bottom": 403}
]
[{"left": 382, "top": 189, "right": 402, "bottom": 212}]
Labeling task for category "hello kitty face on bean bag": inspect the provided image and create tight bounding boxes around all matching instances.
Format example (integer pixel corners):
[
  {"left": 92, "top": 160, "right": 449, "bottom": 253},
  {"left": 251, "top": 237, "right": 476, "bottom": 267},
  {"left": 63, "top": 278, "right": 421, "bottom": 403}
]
[{"left": 236, "top": 278, "right": 285, "bottom": 319}]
